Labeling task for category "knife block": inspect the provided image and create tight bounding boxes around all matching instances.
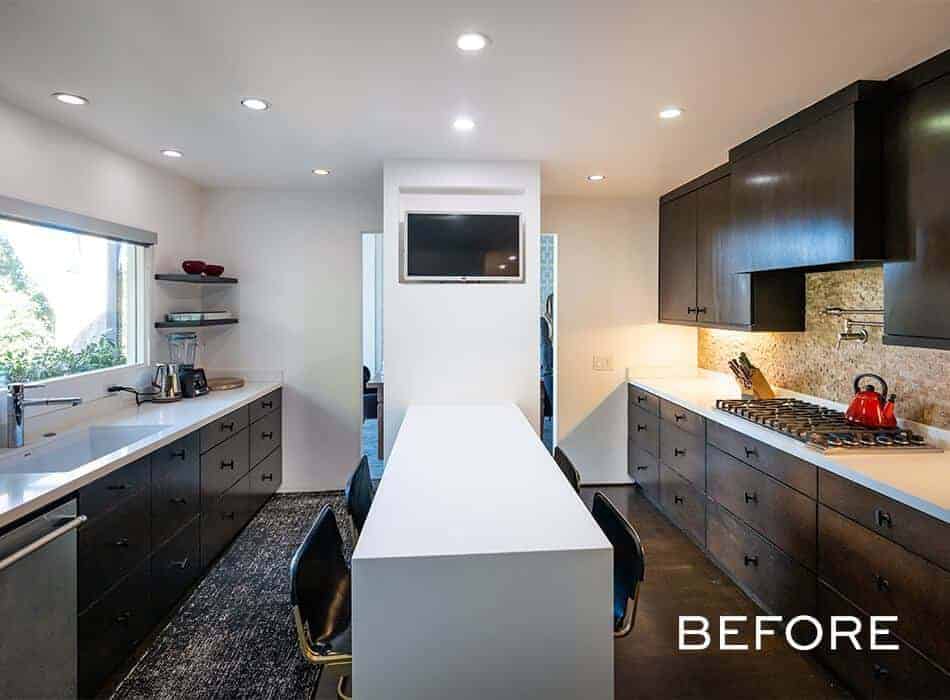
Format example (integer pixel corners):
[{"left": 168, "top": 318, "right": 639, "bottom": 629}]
[{"left": 737, "top": 368, "right": 775, "bottom": 400}]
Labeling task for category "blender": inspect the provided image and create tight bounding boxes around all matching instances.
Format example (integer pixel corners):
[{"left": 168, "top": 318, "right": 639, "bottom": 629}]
[{"left": 168, "top": 332, "right": 208, "bottom": 397}]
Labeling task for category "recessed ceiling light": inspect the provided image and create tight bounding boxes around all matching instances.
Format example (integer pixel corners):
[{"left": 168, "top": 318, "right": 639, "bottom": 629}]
[
  {"left": 453, "top": 116, "right": 475, "bottom": 131},
  {"left": 659, "top": 107, "right": 683, "bottom": 120},
  {"left": 312, "top": 168, "right": 331, "bottom": 176},
  {"left": 160, "top": 149, "right": 183, "bottom": 158},
  {"left": 587, "top": 174, "right": 606, "bottom": 182},
  {"left": 457, "top": 33, "right": 489, "bottom": 52},
  {"left": 52, "top": 92, "right": 88, "bottom": 106},
  {"left": 240, "top": 97, "right": 270, "bottom": 111}
]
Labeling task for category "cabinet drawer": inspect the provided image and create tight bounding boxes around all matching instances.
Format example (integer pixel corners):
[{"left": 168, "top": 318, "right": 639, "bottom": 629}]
[
  {"left": 78, "top": 490, "right": 150, "bottom": 612},
  {"left": 78, "top": 560, "right": 152, "bottom": 699},
  {"left": 707, "top": 421, "right": 816, "bottom": 498},
  {"left": 249, "top": 448, "right": 281, "bottom": 511},
  {"left": 151, "top": 518, "right": 200, "bottom": 618},
  {"left": 708, "top": 501, "right": 815, "bottom": 618},
  {"left": 629, "top": 385, "right": 659, "bottom": 416},
  {"left": 78, "top": 456, "right": 150, "bottom": 523},
  {"left": 819, "top": 470, "right": 950, "bottom": 572},
  {"left": 660, "top": 399, "right": 705, "bottom": 438},
  {"left": 249, "top": 409, "right": 281, "bottom": 467},
  {"left": 818, "top": 505, "right": 950, "bottom": 669},
  {"left": 660, "top": 464, "right": 705, "bottom": 547},
  {"left": 707, "top": 446, "right": 817, "bottom": 569},
  {"left": 659, "top": 421, "right": 705, "bottom": 489},
  {"left": 201, "top": 475, "right": 250, "bottom": 568},
  {"left": 248, "top": 389, "right": 281, "bottom": 424},
  {"left": 199, "top": 406, "right": 249, "bottom": 453},
  {"left": 151, "top": 435, "right": 200, "bottom": 547},
  {"left": 628, "top": 447, "right": 659, "bottom": 505},
  {"left": 629, "top": 407, "right": 659, "bottom": 458},
  {"left": 200, "top": 428, "right": 249, "bottom": 504},
  {"left": 816, "top": 582, "right": 874, "bottom": 699}
]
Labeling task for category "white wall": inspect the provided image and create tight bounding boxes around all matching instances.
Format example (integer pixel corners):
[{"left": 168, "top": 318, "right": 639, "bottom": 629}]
[
  {"left": 199, "top": 189, "right": 383, "bottom": 492},
  {"left": 542, "top": 196, "right": 696, "bottom": 483},
  {"left": 382, "top": 160, "right": 541, "bottom": 457},
  {"left": 0, "top": 97, "right": 203, "bottom": 426}
]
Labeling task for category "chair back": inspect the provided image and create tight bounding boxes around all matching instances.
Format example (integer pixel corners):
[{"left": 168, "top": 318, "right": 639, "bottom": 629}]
[
  {"left": 290, "top": 505, "right": 351, "bottom": 652},
  {"left": 346, "top": 455, "right": 374, "bottom": 533},
  {"left": 553, "top": 446, "right": 581, "bottom": 493},
  {"left": 591, "top": 492, "right": 645, "bottom": 636}
]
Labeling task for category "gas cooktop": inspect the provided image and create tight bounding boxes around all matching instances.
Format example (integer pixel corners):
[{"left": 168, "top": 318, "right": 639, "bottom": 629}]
[{"left": 715, "top": 398, "right": 942, "bottom": 454}]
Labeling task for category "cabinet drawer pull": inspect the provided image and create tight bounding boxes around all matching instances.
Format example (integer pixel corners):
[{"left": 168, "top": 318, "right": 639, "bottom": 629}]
[
  {"left": 636, "top": 395, "right": 647, "bottom": 404},
  {"left": 115, "top": 611, "right": 133, "bottom": 624},
  {"left": 112, "top": 538, "right": 130, "bottom": 548},
  {"left": 744, "top": 447, "right": 758, "bottom": 459},
  {"left": 220, "top": 460, "right": 235, "bottom": 470},
  {"left": 875, "top": 508, "right": 893, "bottom": 528},
  {"left": 261, "top": 431, "right": 274, "bottom": 440},
  {"left": 262, "top": 473, "right": 274, "bottom": 482},
  {"left": 673, "top": 495, "right": 684, "bottom": 504},
  {"left": 223, "top": 511, "right": 236, "bottom": 521},
  {"left": 636, "top": 424, "right": 647, "bottom": 432},
  {"left": 674, "top": 413, "right": 687, "bottom": 422},
  {"left": 636, "top": 465, "right": 649, "bottom": 471},
  {"left": 106, "top": 483, "right": 132, "bottom": 491},
  {"left": 220, "top": 422, "right": 235, "bottom": 432},
  {"left": 171, "top": 557, "right": 189, "bottom": 570},
  {"left": 744, "top": 554, "right": 759, "bottom": 567},
  {"left": 262, "top": 400, "right": 273, "bottom": 409},
  {"left": 171, "top": 449, "right": 187, "bottom": 460},
  {"left": 170, "top": 497, "right": 188, "bottom": 505},
  {"left": 873, "top": 573, "right": 890, "bottom": 592},
  {"left": 688, "top": 306, "right": 698, "bottom": 315},
  {"left": 744, "top": 491, "right": 758, "bottom": 504},
  {"left": 674, "top": 448, "right": 686, "bottom": 457},
  {"left": 696, "top": 306, "right": 707, "bottom": 315},
  {"left": 872, "top": 664, "right": 890, "bottom": 681}
]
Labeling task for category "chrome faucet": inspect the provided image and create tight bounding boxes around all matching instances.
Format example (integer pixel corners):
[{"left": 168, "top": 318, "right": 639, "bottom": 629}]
[{"left": 3, "top": 383, "right": 82, "bottom": 448}]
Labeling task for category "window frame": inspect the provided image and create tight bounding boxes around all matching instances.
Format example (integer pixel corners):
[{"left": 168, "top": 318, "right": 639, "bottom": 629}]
[{"left": 0, "top": 194, "right": 155, "bottom": 402}]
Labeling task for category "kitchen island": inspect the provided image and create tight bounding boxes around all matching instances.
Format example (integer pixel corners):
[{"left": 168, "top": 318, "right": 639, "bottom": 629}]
[{"left": 352, "top": 403, "right": 614, "bottom": 700}]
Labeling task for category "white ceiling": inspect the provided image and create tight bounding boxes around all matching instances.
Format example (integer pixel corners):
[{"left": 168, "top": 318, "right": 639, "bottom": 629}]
[{"left": 1, "top": 0, "right": 949, "bottom": 197}]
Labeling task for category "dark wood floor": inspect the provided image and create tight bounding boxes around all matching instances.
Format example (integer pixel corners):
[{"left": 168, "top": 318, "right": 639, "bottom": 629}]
[
  {"left": 584, "top": 485, "right": 851, "bottom": 700},
  {"left": 316, "top": 484, "right": 851, "bottom": 699}
]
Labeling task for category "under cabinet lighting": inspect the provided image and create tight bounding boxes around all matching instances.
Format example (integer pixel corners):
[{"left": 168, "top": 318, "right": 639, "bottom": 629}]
[
  {"left": 659, "top": 107, "right": 683, "bottom": 119},
  {"left": 587, "top": 174, "right": 606, "bottom": 182},
  {"left": 52, "top": 92, "right": 88, "bottom": 106},
  {"left": 161, "top": 149, "right": 183, "bottom": 158},
  {"left": 312, "top": 168, "right": 331, "bottom": 176}
]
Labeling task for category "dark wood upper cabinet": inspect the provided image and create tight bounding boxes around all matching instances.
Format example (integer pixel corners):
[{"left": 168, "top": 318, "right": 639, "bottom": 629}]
[
  {"left": 883, "top": 64, "right": 950, "bottom": 349},
  {"left": 658, "top": 189, "right": 697, "bottom": 323},
  {"left": 659, "top": 166, "right": 804, "bottom": 331},
  {"left": 729, "top": 81, "right": 888, "bottom": 273}
]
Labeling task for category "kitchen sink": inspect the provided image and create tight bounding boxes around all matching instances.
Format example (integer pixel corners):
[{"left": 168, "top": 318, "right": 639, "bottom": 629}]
[{"left": 0, "top": 425, "right": 168, "bottom": 475}]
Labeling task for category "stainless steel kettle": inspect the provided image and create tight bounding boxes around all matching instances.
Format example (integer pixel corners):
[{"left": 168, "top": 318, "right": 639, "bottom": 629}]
[{"left": 152, "top": 363, "right": 183, "bottom": 402}]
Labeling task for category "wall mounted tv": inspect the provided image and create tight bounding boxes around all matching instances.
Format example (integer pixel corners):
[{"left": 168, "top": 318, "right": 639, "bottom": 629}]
[{"left": 402, "top": 212, "right": 523, "bottom": 283}]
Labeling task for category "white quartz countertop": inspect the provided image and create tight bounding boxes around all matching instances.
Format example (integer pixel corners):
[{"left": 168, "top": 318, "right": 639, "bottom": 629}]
[
  {"left": 0, "top": 382, "right": 281, "bottom": 529},
  {"left": 628, "top": 373, "right": 950, "bottom": 525},
  {"left": 353, "top": 403, "right": 610, "bottom": 560}
]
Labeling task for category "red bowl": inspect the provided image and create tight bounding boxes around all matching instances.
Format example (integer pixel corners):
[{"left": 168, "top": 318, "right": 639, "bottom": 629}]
[
  {"left": 204, "top": 264, "right": 225, "bottom": 277},
  {"left": 182, "top": 260, "right": 206, "bottom": 274}
]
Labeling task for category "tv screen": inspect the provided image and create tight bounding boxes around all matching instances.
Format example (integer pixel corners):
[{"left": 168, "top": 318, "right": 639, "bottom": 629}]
[{"left": 404, "top": 212, "right": 522, "bottom": 281}]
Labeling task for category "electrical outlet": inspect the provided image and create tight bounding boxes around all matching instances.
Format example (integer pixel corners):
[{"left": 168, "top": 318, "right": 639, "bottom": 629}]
[{"left": 592, "top": 355, "right": 614, "bottom": 372}]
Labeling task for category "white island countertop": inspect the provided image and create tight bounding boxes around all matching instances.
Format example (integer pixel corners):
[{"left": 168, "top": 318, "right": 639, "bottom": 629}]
[
  {"left": 629, "top": 372, "right": 950, "bottom": 525},
  {"left": 0, "top": 381, "right": 280, "bottom": 529}
]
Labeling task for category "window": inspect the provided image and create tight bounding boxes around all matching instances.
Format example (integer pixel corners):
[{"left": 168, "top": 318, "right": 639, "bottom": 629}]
[
  {"left": 0, "top": 216, "right": 146, "bottom": 383},
  {"left": 362, "top": 232, "right": 383, "bottom": 379}
]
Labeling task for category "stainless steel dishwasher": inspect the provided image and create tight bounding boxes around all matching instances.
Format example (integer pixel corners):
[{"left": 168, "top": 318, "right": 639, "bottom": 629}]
[{"left": 0, "top": 500, "right": 86, "bottom": 699}]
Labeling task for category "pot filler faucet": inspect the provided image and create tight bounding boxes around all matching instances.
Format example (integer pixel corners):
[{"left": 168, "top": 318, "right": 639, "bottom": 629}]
[{"left": 2, "top": 383, "right": 82, "bottom": 449}]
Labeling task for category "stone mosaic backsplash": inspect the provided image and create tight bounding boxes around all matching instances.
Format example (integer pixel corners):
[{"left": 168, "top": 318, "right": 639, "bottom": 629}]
[{"left": 698, "top": 266, "right": 950, "bottom": 429}]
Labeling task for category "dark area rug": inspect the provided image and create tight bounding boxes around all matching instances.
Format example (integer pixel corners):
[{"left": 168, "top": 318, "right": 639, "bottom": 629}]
[{"left": 111, "top": 493, "right": 354, "bottom": 700}]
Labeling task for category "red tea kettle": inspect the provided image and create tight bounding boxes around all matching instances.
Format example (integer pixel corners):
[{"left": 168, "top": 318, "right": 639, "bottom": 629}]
[{"left": 845, "top": 373, "right": 897, "bottom": 429}]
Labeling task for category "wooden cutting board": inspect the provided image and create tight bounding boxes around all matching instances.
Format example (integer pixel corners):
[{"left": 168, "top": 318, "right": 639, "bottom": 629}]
[{"left": 207, "top": 377, "right": 245, "bottom": 391}]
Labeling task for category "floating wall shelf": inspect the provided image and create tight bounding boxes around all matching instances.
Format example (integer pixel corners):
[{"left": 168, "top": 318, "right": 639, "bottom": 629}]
[
  {"left": 155, "top": 273, "right": 238, "bottom": 284},
  {"left": 154, "top": 319, "right": 239, "bottom": 329}
]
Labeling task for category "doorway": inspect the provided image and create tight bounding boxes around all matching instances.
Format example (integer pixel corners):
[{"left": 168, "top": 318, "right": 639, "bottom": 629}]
[
  {"left": 540, "top": 233, "right": 557, "bottom": 453},
  {"left": 361, "top": 232, "right": 384, "bottom": 478}
]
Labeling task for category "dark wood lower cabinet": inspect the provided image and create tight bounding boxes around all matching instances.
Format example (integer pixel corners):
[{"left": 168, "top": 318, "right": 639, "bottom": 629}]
[
  {"left": 660, "top": 464, "right": 705, "bottom": 547},
  {"left": 659, "top": 421, "right": 706, "bottom": 488},
  {"left": 77, "top": 390, "right": 283, "bottom": 697},
  {"left": 629, "top": 447, "right": 659, "bottom": 505},
  {"left": 707, "top": 501, "right": 815, "bottom": 619}
]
